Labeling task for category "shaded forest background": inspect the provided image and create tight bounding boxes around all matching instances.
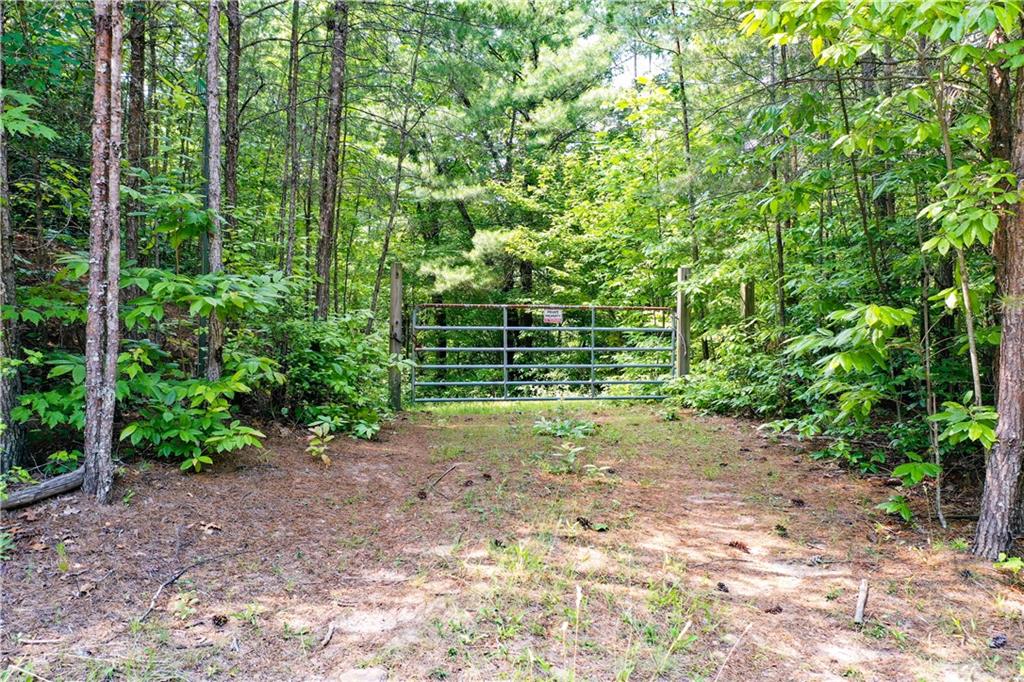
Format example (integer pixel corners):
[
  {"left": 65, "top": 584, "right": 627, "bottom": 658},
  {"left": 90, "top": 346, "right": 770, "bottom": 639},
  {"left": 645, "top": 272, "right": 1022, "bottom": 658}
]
[{"left": 1, "top": 0, "right": 1024, "bottom": 560}]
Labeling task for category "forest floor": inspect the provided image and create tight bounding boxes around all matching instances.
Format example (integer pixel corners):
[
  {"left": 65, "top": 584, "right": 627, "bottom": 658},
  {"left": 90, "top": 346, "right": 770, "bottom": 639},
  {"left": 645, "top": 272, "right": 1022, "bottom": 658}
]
[{"left": 2, "top": 405, "right": 1022, "bottom": 681}]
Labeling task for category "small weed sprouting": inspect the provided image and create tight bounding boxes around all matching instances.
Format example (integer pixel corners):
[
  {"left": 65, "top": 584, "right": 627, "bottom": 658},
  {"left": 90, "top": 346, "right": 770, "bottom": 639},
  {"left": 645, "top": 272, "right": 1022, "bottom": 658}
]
[
  {"left": 305, "top": 420, "right": 335, "bottom": 466},
  {"left": 0, "top": 532, "right": 14, "bottom": 561},
  {"left": 55, "top": 541, "right": 70, "bottom": 573},
  {"left": 170, "top": 591, "right": 198, "bottom": 621},
  {"left": 282, "top": 622, "right": 316, "bottom": 651},
  {"left": 533, "top": 416, "right": 596, "bottom": 440},
  {"left": 996, "top": 553, "right": 1024, "bottom": 586},
  {"left": 231, "top": 602, "right": 264, "bottom": 627},
  {"left": 537, "top": 442, "right": 613, "bottom": 477},
  {"left": 544, "top": 442, "right": 586, "bottom": 474}
]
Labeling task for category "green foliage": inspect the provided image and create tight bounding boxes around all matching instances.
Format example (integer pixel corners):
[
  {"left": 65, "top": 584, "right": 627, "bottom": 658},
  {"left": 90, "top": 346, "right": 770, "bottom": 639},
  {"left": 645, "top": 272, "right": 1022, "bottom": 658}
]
[
  {"left": 811, "top": 439, "right": 887, "bottom": 475},
  {"left": 876, "top": 495, "right": 913, "bottom": 523},
  {"left": 891, "top": 454, "right": 941, "bottom": 487},
  {"left": 995, "top": 553, "right": 1024, "bottom": 583},
  {"left": 305, "top": 420, "right": 335, "bottom": 466},
  {"left": 243, "top": 316, "right": 390, "bottom": 438},
  {"left": 665, "top": 328, "right": 795, "bottom": 417},
  {"left": 45, "top": 449, "right": 80, "bottom": 475},
  {"left": 930, "top": 398, "right": 998, "bottom": 450},
  {"left": 541, "top": 442, "right": 587, "bottom": 475},
  {"left": 532, "top": 416, "right": 596, "bottom": 439},
  {"left": 0, "top": 466, "right": 35, "bottom": 501},
  {"left": 0, "top": 531, "right": 14, "bottom": 561}
]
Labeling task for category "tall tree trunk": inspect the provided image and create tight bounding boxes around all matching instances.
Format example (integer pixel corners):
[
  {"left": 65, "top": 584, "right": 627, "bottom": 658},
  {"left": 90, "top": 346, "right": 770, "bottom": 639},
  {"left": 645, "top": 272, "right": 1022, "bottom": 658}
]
[
  {"left": 836, "top": 69, "right": 886, "bottom": 297},
  {"left": 934, "top": 64, "right": 983, "bottom": 406},
  {"left": 282, "top": 0, "right": 300, "bottom": 276},
  {"left": 314, "top": 0, "right": 349, "bottom": 320},
  {"left": 302, "top": 46, "right": 328, "bottom": 308},
  {"left": 147, "top": 1, "right": 158, "bottom": 178},
  {"left": 366, "top": 21, "right": 425, "bottom": 331},
  {"left": 0, "top": 0, "right": 26, "bottom": 472},
  {"left": 82, "top": 0, "right": 124, "bottom": 504},
  {"left": 205, "top": 0, "right": 224, "bottom": 380},
  {"left": 974, "top": 31, "right": 1023, "bottom": 559},
  {"left": 224, "top": 0, "right": 240, "bottom": 233},
  {"left": 125, "top": 1, "right": 145, "bottom": 264}
]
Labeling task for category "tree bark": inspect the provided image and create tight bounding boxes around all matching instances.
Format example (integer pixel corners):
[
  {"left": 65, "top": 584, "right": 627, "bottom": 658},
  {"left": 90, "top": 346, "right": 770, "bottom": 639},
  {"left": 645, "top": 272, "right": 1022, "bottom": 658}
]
[
  {"left": 225, "top": 0, "right": 240, "bottom": 233},
  {"left": 83, "top": 0, "right": 124, "bottom": 504},
  {"left": 282, "top": 0, "right": 300, "bottom": 276},
  {"left": 205, "top": 0, "right": 224, "bottom": 380},
  {"left": 974, "top": 33, "right": 1024, "bottom": 559},
  {"left": 2, "top": 467, "right": 84, "bottom": 510},
  {"left": 313, "top": 0, "right": 349, "bottom": 320},
  {"left": 125, "top": 0, "right": 145, "bottom": 264},
  {"left": 0, "top": 0, "right": 26, "bottom": 472}
]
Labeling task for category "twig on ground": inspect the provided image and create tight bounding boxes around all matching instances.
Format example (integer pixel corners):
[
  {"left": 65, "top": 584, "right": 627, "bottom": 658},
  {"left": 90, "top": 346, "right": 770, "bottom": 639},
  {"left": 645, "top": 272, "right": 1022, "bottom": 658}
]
[
  {"left": 320, "top": 622, "right": 336, "bottom": 648},
  {"left": 713, "top": 623, "right": 752, "bottom": 682},
  {"left": 854, "top": 578, "right": 870, "bottom": 624},
  {"left": 139, "top": 550, "right": 249, "bottom": 622},
  {"left": 16, "top": 638, "right": 64, "bottom": 645},
  {"left": 422, "top": 463, "right": 459, "bottom": 495}
]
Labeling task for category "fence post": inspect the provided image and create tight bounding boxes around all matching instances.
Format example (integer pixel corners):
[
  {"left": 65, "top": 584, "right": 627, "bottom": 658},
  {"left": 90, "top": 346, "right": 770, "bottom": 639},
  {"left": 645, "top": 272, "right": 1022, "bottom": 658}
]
[
  {"left": 741, "top": 280, "right": 755, "bottom": 319},
  {"left": 676, "top": 266, "right": 691, "bottom": 376},
  {"left": 388, "top": 261, "right": 403, "bottom": 411}
]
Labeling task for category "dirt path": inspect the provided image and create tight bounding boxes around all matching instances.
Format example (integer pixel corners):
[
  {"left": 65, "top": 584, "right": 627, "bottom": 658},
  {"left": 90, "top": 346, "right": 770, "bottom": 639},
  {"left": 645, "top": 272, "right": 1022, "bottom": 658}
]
[{"left": 2, "top": 406, "right": 1021, "bottom": 680}]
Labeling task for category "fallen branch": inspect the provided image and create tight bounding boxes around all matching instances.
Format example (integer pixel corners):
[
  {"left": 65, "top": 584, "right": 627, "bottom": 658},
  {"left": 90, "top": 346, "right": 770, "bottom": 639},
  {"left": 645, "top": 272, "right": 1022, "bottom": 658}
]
[
  {"left": 1, "top": 467, "right": 84, "bottom": 510},
  {"left": 854, "top": 578, "right": 870, "bottom": 624},
  {"left": 320, "top": 622, "right": 336, "bottom": 649},
  {"left": 421, "top": 463, "right": 459, "bottom": 495},
  {"left": 139, "top": 550, "right": 248, "bottom": 622}
]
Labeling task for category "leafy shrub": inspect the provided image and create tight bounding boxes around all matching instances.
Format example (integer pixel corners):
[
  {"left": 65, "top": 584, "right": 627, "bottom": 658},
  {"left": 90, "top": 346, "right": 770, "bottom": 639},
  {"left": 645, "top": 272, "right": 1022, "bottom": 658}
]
[
  {"left": 809, "top": 439, "right": 886, "bottom": 474},
  {"left": 533, "top": 416, "right": 596, "bottom": 439},
  {"left": 15, "top": 337, "right": 279, "bottom": 472},
  {"left": 664, "top": 327, "right": 800, "bottom": 417},
  {"left": 995, "top": 553, "right": 1024, "bottom": 585},
  {"left": 241, "top": 315, "right": 390, "bottom": 438}
]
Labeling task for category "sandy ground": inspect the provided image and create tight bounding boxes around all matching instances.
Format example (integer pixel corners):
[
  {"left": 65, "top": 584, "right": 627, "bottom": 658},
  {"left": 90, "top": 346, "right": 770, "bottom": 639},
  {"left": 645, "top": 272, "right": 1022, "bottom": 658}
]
[{"left": 2, "top": 405, "right": 1022, "bottom": 680}]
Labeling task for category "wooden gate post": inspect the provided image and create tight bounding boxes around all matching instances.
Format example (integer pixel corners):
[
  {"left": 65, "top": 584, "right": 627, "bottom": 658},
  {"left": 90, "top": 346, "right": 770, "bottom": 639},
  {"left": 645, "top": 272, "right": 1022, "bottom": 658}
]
[
  {"left": 388, "top": 262, "right": 403, "bottom": 411},
  {"left": 741, "top": 280, "right": 755, "bottom": 320},
  {"left": 676, "top": 266, "right": 691, "bottom": 376}
]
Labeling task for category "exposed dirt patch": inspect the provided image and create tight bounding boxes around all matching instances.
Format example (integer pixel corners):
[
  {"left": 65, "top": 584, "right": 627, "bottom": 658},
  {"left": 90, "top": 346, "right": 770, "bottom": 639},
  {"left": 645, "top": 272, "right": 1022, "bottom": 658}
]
[{"left": 2, "top": 407, "right": 1021, "bottom": 680}]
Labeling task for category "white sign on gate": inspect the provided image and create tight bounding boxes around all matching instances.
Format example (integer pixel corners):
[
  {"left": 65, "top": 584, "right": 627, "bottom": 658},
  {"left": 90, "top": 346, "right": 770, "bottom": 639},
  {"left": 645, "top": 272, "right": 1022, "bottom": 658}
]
[{"left": 543, "top": 308, "right": 563, "bottom": 325}]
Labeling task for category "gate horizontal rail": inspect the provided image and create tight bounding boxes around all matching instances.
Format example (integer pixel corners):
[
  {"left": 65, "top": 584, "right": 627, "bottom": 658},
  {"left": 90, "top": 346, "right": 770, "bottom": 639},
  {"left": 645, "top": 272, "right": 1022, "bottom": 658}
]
[{"left": 410, "top": 303, "right": 676, "bottom": 403}]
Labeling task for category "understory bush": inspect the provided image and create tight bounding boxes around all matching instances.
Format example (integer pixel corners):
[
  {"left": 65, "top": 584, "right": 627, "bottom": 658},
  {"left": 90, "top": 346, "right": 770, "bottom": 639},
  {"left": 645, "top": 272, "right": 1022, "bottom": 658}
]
[
  {"left": 664, "top": 326, "right": 803, "bottom": 417},
  {"left": 240, "top": 315, "right": 391, "bottom": 439},
  {"left": 9, "top": 260, "right": 391, "bottom": 475}
]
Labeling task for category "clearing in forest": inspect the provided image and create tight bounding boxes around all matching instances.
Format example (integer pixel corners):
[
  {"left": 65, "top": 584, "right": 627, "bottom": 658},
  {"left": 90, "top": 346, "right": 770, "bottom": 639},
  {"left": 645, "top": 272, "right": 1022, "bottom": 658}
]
[{"left": 2, "top": 406, "right": 1019, "bottom": 680}]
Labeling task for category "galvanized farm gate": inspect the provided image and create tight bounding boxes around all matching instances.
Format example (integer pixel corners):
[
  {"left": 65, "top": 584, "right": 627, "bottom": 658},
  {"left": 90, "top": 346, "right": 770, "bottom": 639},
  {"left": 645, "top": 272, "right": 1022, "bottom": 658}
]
[{"left": 408, "top": 302, "right": 682, "bottom": 404}]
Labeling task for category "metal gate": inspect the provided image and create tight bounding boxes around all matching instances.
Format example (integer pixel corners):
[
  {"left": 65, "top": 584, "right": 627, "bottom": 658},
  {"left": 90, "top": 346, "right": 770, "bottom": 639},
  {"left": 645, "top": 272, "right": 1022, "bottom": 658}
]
[{"left": 410, "top": 303, "right": 677, "bottom": 403}]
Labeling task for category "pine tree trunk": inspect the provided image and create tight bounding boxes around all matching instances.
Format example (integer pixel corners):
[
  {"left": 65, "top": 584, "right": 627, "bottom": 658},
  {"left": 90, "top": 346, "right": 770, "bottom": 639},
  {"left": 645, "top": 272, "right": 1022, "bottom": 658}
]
[
  {"left": 0, "top": 0, "right": 26, "bottom": 472},
  {"left": 974, "top": 37, "right": 1024, "bottom": 558},
  {"left": 205, "top": 0, "right": 224, "bottom": 380},
  {"left": 282, "top": 0, "right": 300, "bottom": 276},
  {"left": 225, "top": 0, "right": 240, "bottom": 232},
  {"left": 83, "top": 0, "right": 124, "bottom": 504},
  {"left": 125, "top": 1, "right": 145, "bottom": 264},
  {"left": 314, "top": 0, "right": 349, "bottom": 320},
  {"left": 366, "top": 22, "right": 425, "bottom": 330}
]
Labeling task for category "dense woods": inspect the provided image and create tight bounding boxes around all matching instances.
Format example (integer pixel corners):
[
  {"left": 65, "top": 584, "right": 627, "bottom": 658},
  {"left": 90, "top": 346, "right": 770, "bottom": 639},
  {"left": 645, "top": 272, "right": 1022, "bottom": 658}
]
[{"left": 2, "top": 0, "right": 1024, "bottom": 569}]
